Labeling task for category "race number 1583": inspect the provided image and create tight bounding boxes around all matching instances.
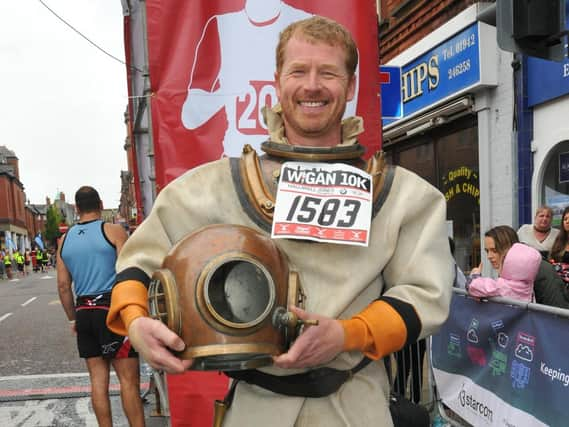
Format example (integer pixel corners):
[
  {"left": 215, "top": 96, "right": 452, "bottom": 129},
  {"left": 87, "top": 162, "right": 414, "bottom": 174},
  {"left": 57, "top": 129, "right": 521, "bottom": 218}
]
[{"left": 285, "top": 195, "right": 361, "bottom": 228}]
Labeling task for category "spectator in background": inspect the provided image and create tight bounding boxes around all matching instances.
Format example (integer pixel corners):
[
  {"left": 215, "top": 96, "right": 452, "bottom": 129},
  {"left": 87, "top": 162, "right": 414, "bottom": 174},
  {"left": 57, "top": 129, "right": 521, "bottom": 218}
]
[
  {"left": 36, "top": 249, "right": 44, "bottom": 272},
  {"left": 470, "top": 225, "right": 569, "bottom": 308},
  {"left": 31, "top": 248, "right": 37, "bottom": 273},
  {"left": 0, "top": 249, "right": 5, "bottom": 279},
  {"left": 549, "top": 206, "right": 569, "bottom": 263},
  {"left": 517, "top": 206, "right": 559, "bottom": 259},
  {"left": 44, "top": 250, "right": 52, "bottom": 270},
  {"left": 467, "top": 241, "right": 540, "bottom": 302},
  {"left": 15, "top": 250, "right": 25, "bottom": 278},
  {"left": 24, "top": 250, "right": 31, "bottom": 276},
  {"left": 3, "top": 251, "right": 12, "bottom": 279}
]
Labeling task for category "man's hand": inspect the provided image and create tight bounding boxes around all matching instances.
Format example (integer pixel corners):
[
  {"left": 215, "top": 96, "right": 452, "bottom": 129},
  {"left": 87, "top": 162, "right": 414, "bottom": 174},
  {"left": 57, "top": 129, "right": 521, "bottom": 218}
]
[
  {"left": 128, "top": 317, "right": 193, "bottom": 374},
  {"left": 273, "top": 306, "right": 344, "bottom": 369}
]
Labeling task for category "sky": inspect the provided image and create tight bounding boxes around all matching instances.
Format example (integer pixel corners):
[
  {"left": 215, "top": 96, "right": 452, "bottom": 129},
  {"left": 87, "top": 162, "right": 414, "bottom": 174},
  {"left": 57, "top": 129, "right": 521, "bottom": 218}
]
[{"left": 0, "top": 0, "right": 128, "bottom": 208}]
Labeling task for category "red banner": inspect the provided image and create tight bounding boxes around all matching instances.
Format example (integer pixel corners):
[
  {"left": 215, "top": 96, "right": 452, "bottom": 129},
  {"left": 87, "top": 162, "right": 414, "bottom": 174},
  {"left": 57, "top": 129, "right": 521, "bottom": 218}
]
[
  {"left": 140, "top": 2, "right": 381, "bottom": 426},
  {"left": 145, "top": 0, "right": 381, "bottom": 191}
]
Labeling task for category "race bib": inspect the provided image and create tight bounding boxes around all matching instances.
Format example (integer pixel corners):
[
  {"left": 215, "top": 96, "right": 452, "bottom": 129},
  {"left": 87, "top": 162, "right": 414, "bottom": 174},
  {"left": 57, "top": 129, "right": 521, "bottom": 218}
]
[{"left": 271, "top": 162, "right": 372, "bottom": 246}]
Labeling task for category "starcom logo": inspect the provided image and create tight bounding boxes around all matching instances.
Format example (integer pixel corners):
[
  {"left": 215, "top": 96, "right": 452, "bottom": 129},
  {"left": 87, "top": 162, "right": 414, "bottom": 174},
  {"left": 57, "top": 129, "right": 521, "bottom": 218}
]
[{"left": 459, "top": 385, "right": 493, "bottom": 423}]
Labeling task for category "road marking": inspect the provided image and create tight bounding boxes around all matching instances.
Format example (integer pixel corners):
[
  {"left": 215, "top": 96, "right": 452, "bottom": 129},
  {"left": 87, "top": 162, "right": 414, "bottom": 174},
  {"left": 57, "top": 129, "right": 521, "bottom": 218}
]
[
  {"left": 41, "top": 275, "right": 54, "bottom": 279},
  {"left": 0, "top": 384, "right": 119, "bottom": 397},
  {"left": 1, "top": 372, "right": 89, "bottom": 381},
  {"left": 0, "top": 382, "right": 149, "bottom": 397},
  {"left": 75, "top": 399, "right": 98, "bottom": 425},
  {"left": 0, "top": 372, "right": 120, "bottom": 381},
  {"left": 10, "top": 279, "right": 19, "bottom": 282},
  {"left": 0, "top": 400, "right": 57, "bottom": 426},
  {"left": 0, "top": 313, "right": 13, "bottom": 323},
  {"left": 21, "top": 297, "right": 37, "bottom": 307},
  {"left": 49, "top": 300, "right": 61, "bottom": 305}
]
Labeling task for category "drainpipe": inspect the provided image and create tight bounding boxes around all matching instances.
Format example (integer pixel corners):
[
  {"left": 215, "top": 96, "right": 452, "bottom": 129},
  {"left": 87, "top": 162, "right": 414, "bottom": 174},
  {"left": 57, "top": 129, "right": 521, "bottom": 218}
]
[{"left": 514, "top": 53, "right": 533, "bottom": 226}]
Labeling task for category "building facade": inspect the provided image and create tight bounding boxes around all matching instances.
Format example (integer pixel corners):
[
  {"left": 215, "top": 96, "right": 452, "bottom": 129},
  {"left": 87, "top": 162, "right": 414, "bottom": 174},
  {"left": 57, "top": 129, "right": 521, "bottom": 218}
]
[
  {"left": 379, "top": 1, "right": 516, "bottom": 272},
  {"left": 25, "top": 204, "right": 45, "bottom": 245},
  {"left": 53, "top": 192, "right": 76, "bottom": 226},
  {"left": 0, "top": 147, "right": 76, "bottom": 254},
  {"left": 0, "top": 146, "right": 32, "bottom": 253},
  {"left": 520, "top": 2, "right": 569, "bottom": 227}
]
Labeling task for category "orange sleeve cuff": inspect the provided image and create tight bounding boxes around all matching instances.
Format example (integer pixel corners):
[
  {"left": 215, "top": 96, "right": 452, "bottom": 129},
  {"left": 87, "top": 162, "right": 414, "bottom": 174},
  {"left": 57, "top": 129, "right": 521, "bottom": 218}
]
[
  {"left": 339, "top": 300, "right": 407, "bottom": 360},
  {"left": 106, "top": 280, "right": 149, "bottom": 336}
]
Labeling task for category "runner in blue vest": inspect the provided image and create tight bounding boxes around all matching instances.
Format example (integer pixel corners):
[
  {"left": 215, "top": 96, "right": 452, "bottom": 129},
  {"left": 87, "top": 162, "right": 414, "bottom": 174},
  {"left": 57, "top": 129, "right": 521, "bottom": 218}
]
[{"left": 57, "top": 186, "right": 145, "bottom": 427}]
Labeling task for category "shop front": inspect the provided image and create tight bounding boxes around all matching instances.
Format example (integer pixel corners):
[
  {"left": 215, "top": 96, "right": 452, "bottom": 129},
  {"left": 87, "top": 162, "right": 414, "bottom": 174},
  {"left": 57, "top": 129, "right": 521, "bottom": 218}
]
[
  {"left": 381, "top": 4, "right": 515, "bottom": 273},
  {"left": 385, "top": 116, "right": 480, "bottom": 271}
]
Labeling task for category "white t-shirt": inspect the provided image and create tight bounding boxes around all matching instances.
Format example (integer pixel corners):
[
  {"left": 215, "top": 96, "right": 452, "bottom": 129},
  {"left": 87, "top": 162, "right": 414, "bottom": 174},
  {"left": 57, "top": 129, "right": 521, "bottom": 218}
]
[{"left": 517, "top": 224, "right": 559, "bottom": 256}]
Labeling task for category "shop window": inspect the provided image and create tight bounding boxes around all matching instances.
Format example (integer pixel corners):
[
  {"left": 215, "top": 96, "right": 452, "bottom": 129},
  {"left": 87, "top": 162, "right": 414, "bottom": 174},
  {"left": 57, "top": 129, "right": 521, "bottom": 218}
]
[
  {"left": 398, "top": 139, "right": 436, "bottom": 186},
  {"left": 385, "top": 115, "right": 479, "bottom": 272},
  {"left": 541, "top": 140, "right": 569, "bottom": 227}
]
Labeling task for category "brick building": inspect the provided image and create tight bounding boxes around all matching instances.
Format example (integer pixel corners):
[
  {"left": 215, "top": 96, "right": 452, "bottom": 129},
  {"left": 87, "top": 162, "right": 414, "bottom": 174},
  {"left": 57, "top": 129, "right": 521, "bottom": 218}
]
[
  {"left": 378, "top": 0, "right": 481, "bottom": 63},
  {"left": 25, "top": 204, "right": 45, "bottom": 246},
  {"left": 0, "top": 146, "right": 39, "bottom": 253},
  {"left": 0, "top": 146, "right": 77, "bottom": 254}
]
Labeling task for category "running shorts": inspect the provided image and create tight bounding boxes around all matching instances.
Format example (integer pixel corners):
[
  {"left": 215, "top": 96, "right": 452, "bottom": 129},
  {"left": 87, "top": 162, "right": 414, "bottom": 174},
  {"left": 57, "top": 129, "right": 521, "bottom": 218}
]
[{"left": 75, "top": 294, "right": 137, "bottom": 359}]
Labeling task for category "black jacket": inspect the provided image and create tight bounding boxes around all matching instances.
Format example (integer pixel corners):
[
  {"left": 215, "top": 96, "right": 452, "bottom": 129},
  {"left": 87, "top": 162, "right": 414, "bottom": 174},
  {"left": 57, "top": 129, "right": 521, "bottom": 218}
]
[{"left": 534, "top": 260, "right": 569, "bottom": 309}]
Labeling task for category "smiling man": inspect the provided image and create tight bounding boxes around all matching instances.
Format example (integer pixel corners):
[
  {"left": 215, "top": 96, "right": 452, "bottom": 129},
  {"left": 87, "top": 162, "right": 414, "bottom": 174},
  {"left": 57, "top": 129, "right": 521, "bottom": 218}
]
[
  {"left": 108, "top": 16, "right": 453, "bottom": 426},
  {"left": 274, "top": 20, "right": 356, "bottom": 146}
]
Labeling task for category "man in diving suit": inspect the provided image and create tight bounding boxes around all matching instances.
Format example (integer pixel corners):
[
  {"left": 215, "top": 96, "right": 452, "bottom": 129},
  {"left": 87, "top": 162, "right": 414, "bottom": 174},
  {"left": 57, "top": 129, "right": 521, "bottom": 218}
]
[{"left": 108, "top": 16, "right": 453, "bottom": 426}]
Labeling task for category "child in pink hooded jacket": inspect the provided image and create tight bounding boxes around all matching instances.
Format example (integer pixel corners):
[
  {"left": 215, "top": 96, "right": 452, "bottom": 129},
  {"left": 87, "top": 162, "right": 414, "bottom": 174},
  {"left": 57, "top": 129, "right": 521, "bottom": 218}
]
[{"left": 467, "top": 243, "right": 541, "bottom": 302}]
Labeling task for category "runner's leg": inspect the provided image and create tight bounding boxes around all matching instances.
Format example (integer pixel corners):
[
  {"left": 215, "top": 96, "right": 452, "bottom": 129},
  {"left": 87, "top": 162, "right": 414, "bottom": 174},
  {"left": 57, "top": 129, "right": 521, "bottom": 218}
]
[
  {"left": 112, "top": 357, "right": 146, "bottom": 427},
  {"left": 85, "top": 356, "right": 113, "bottom": 427}
]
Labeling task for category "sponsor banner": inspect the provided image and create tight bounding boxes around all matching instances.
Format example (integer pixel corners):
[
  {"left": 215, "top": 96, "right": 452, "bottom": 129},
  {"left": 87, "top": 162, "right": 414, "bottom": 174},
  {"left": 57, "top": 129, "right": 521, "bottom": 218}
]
[
  {"left": 272, "top": 162, "right": 372, "bottom": 246},
  {"left": 145, "top": 0, "right": 381, "bottom": 189},
  {"left": 433, "top": 370, "right": 547, "bottom": 427},
  {"left": 432, "top": 294, "right": 569, "bottom": 427}
]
